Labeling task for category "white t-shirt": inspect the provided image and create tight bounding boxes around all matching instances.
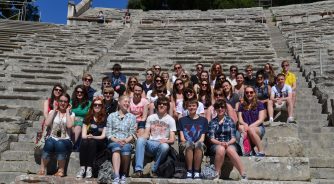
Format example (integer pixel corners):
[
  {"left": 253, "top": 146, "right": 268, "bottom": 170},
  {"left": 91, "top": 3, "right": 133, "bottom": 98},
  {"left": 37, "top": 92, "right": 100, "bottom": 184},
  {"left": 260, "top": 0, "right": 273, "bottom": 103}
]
[
  {"left": 146, "top": 113, "right": 176, "bottom": 141},
  {"left": 226, "top": 76, "right": 237, "bottom": 87},
  {"left": 176, "top": 101, "right": 205, "bottom": 117},
  {"left": 271, "top": 84, "right": 292, "bottom": 98},
  {"left": 49, "top": 110, "right": 75, "bottom": 140}
]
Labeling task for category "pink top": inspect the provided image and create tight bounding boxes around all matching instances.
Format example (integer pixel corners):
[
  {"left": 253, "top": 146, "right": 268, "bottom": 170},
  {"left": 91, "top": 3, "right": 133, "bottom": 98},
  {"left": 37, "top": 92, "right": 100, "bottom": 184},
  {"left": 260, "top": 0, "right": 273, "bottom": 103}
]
[{"left": 130, "top": 98, "right": 149, "bottom": 122}]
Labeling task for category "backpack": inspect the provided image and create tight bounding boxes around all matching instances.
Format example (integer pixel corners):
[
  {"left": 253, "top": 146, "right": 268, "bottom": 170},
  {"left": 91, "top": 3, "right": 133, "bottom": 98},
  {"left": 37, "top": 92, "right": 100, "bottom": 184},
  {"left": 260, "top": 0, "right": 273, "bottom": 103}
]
[
  {"left": 93, "top": 149, "right": 112, "bottom": 180},
  {"left": 97, "top": 160, "right": 113, "bottom": 183},
  {"left": 157, "top": 147, "right": 187, "bottom": 178}
]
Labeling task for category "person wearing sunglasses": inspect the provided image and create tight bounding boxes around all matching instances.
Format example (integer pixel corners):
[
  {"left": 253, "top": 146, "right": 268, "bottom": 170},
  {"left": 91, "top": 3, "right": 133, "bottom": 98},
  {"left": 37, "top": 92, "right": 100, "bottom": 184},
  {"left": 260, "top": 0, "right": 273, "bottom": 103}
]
[
  {"left": 208, "top": 99, "right": 247, "bottom": 181},
  {"left": 226, "top": 65, "right": 238, "bottom": 87},
  {"left": 71, "top": 85, "right": 91, "bottom": 150},
  {"left": 38, "top": 93, "right": 74, "bottom": 177},
  {"left": 244, "top": 65, "right": 256, "bottom": 87},
  {"left": 270, "top": 73, "right": 295, "bottom": 123},
  {"left": 191, "top": 64, "right": 204, "bottom": 86},
  {"left": 142, "top": 69, "right": 155, "bottom": 95},
  {"left": 178, "top": 99, "right": 208, "bottom": 179},
  {"left": 197, "top": 79, "right": 212, "bottom": 114},
  {"left": 43, "top": 83, "right": 65, "bottom": 120},
  {"left": 103, "top": 87, "right": 118, "bottom": 117},
  {"left": 281, "top": 60, "right": 297, "bottom": 106},
  {"left": 148, "top": 86, "right": 173, "bottom": 116},
  {"left": 206, "top": 89, "right": 238, "bottom": 123},
  {"left": 180, "top": 70, "right": 193, "bottom": 89},
  {"left": 132, "top": 96, "right": 176, "bottom": 178},
  {"left": 106, "top": 95, "right": 136, "bottom": 184},
  {"left": 161, "top": 71, "right": 173, "bottom": 91},
  {"left": 125, "top": 76, "right": 145, "bottom": 98},
  {"left": 176, "top": 87, "right": 205, "bottom": 119},
  {"left": 172, "top": 64, "right": 183, "bottom": 83},
  {"left": 213, "top": 74, "right": 226, "bottom": 90},
  {"left": 171, "top": 79, "right": 185, "bottom": 118},
  {"left": 147, "top": 76, "right": 171, "bottom": 103},
  {"left": 108, "top": 63, "right": 127, "bottom": 96},
  {"left": 94, "top": 77, "right": 119, "bottom": 101},
  {"left": 152, "top": 65, "right": 162, "bottom": 77},
  {"left": 76, "top": 97, "right": 107, "bottom": 178},
  {"left": 82, "top": 73, "right": 96, "bottom": 101},
  {"left": 255, "top": 71, "right": 273, "bottom": 122},
  {"left": 238, "top": 86, "right": 266, "bottom": 157}
]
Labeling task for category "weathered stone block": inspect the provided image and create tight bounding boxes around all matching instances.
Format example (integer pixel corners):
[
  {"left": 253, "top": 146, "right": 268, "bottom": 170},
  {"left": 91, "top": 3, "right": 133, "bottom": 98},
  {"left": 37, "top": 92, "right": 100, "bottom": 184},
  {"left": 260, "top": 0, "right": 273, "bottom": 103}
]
[
  {"left": 264, "top": 122, "right": 298, "bottom": 138},
  {"left": 0, "top": 129, "right": 9, "bottom": 153},
  {"left": 265, "top": 137, "right": 304, "bottom": 157}
]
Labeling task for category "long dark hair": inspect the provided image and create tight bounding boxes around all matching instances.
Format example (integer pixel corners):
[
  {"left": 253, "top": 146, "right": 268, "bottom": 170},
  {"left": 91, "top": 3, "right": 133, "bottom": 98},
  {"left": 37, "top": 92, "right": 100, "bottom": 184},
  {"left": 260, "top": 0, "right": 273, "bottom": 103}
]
[
  {"left": 84, "top": 97, "right": 106, "bottom": 125},
  {"left": 49, "top": 83, "right": 65, "bottom": 110},
  {"left": 198, "top": 79, "right": 212, "bottom": 108},
  {"left": 182, "top": 87, "right": 197, "bottom": 109},
  {"left": 72, "top": 85, "right": 89, "bottom": 109},
  {"left": 172, "top": 79, "right": 184, "bottom": 101}
]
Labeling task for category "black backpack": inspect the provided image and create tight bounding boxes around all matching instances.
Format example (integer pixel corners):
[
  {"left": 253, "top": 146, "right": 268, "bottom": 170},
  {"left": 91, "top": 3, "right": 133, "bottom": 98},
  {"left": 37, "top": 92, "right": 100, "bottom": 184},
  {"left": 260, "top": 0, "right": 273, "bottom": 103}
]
[{"left": 157, "top": 147, "right": 187, "bottom": 178}]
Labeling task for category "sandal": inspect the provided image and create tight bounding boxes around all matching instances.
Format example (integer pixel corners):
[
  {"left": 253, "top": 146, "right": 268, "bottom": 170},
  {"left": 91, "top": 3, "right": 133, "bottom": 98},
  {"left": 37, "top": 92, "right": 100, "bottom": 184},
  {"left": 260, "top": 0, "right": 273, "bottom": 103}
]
[
  {"left": 37, "top": 170, "right": 46, "bottom": 176},
  {"left": 54, "top": 170, "right": 64, "bottom": 177}
]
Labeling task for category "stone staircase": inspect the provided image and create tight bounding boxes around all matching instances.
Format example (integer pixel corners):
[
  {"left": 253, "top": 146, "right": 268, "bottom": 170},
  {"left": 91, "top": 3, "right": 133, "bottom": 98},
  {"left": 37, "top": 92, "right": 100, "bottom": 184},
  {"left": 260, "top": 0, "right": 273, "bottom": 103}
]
[{"left": 0, "top": 3, "right": 332, "bottom": 184}]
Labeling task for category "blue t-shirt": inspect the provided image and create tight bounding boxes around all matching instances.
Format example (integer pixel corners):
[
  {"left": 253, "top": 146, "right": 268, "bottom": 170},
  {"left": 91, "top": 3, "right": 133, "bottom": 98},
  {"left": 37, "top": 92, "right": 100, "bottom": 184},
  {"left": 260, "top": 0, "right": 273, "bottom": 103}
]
[
  {"left": 238, "top": 102, "right": 265, "bottom": 126},
  {"left": 178, "top": 116, "right": 208, "bottom": 142}
]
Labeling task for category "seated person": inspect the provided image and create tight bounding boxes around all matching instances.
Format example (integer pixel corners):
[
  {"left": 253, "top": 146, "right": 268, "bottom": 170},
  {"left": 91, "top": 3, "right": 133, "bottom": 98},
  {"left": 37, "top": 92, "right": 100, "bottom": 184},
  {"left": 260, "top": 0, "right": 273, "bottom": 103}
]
[
  {"left": 132, "top": 97, "right": 176, "bottom": 178},
  {"left": 209, "top": 99, "right": 247, "bottom": 180},
  {"left": 270, "top": 74, "right": 295, "bottom": 123},
  {"left": 178, "top": 99, "right": 208, "bottom": 179},
  {"left": 281, "top": 60, "right": 297, "bottom": 106},
  {"left": 38, "top": 93, "right": 74, "bottom": 177},
  {"left": 106, "top": 95, "right": 136, "bottom": 183},
  {"left": 77, "top": 97, "right": 107, "bottom": 178},
  {"left": 238, "top": 86, "right": 266, "bottom": 156},
  {"left": 254, "top": 71, "right": 273, "bottom": 122},
  {"left": 94, "top": 77, "right": 119, "bottom": 100}
]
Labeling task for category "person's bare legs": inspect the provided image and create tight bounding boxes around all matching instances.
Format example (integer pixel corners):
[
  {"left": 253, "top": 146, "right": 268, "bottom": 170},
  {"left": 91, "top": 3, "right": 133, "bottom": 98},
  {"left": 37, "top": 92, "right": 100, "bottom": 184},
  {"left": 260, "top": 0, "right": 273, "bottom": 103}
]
[
  {"left": 286, "top": 97, "right": 294, "bottom": 118},
  {"left": 185, "top": 148, "right": 194, "bottom": 171},
  {"left": 193, "top": 147, "right": 203, "bottom": 171},
  {"left": 57, "top": 160, "right": 66, "bottom": 175},
  {"left": 247, "top": 127, "right": 264, "bottom": 153},
  {"left": 121, "top": 155, "right": 131, "bottom": 176},
  {"left": 214, "top": 145, "right": 226, "bottom": 175},
  {"left": 267, "top": 100, "right": 274, "bottom": 119},
  {"left": 226, "top": 146, "right": 245, "bottom": 175},
  {"left": 112, "top": 151, "right": 121, "bottom": 176},
  {"left": 72, "top": 126, "right": 82, "bottom": 143},
  {"left": 38, "top": 158, "right": 49, "bottom": 174}
]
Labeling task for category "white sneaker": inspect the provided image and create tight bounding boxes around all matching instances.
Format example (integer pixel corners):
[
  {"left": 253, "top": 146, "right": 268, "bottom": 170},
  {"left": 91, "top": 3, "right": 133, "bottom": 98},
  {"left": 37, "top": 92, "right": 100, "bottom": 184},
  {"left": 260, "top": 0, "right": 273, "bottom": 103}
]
[
  {"left": 269, "top": 117, "right": 274, "bottom": 123},
  {"left": 85, "top": 167, "right": 92, "bottom": 178},
  {"left": 76, "top": 167, "right": 85, "bottom": 178},
  {"left": 112, "top": 177, "right": 120, "bottom": 184},
  {"left": 120, "top": 174, "right": 126, "bottom": 184},
  {"left": 193, "top": 172, "right": 201, "bottom": 179},
  {"left": 186, "top": 171, "right": 193, "bottom": 179},
  {"left": 287, "top": 117, "right": 296, "bottom": 123}
]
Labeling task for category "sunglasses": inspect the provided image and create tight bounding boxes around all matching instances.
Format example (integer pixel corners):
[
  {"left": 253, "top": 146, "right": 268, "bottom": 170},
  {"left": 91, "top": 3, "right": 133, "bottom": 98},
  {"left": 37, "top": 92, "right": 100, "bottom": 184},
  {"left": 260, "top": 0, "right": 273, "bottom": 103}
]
[
  {"left": 104, "top": 92, "right": 113, "bottom": 95},
  {"left": 154, "top": 67, "right": 161, "bottom": 70},
  {"left": 76, "top": 91, "right": 83, "bottom": 94},
  {"left": 157, "top": 90, "right": 166, "bottom": 94},
  {"left": 201, "top": 83, "right": 208, "bottom": 86},
  {"left": 147, "top": 73, "right": 153, "bottom": 76},
  {"left": 158, "top": 102, "right": 168, "bottom": 106},
  {"left": 230, "top": 69, "right": 237, "bottom": 72},
  {"left": 54, "top": 88, "right": 62, "bottom": 92},
  {"left": 58, "top": 100, "right": 68, "bottom": 103},
  {"left": 93, "top": 103, "right": 102, "bottom": 107},
  {"left": 219, "top": 77, "right": 225, "bottom": 81},
  {"left": 246, "top": 69, "right": 252, "bottom": 72},
  {"left": 176, "top": 82, "right": 183, "bottom": 86},
  {"left": 215, "top": 93, "right": 223, "bottom": 97},
  {"left": 103, "top": 82, "right": 111, "bottom": 85},
  {"left": 245, "top": 91, "right": 254, "bottom": 95},
  {"left": 84, "top": 78, "right": 92, "bottom": 82},
  {"left": 197, "top": 67, "right": 203, "bottom": 70},
  {"left": 214, "top": 104, "right": 226, "bottom": 110},
  {"left": 174, "top": 66, "right": 181, "bottom": 70},
  {"left": 155, "top": 79, "right": 162, "bottom": 83},
  {"left": 130, "top": 80, "right": 137, "bottom": 83}
]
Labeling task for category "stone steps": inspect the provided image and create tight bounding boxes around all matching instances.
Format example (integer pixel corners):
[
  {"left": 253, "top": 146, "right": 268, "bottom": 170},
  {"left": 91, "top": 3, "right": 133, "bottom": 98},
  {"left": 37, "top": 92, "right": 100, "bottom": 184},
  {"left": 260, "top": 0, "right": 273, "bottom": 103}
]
[{"left": 1, "top": 150, "right": 34, "bottom": 161}]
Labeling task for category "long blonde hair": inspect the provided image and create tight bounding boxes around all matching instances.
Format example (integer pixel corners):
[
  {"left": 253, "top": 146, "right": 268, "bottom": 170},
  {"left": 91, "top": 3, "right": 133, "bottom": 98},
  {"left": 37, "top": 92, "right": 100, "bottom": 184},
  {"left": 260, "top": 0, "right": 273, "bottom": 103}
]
[{"left": 242, "top": 86, "right": 258, "bottom": 110}]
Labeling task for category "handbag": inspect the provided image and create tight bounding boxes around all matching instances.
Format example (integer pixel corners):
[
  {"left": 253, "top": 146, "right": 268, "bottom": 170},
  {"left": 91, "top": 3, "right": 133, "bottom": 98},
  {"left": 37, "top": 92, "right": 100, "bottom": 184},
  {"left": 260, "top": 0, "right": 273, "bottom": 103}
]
[
  {"left": 201, "top": 157, "right": 218, "bottom": 180},
  {"left": 34, "top": 111, "right": 57, "bottom": 151}
]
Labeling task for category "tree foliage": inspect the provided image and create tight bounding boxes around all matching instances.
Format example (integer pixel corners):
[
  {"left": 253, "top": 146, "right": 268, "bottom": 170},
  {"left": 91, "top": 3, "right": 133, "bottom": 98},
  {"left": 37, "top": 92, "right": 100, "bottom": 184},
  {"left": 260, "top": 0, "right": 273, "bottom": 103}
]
[
  {"left": 0, "top": 0, "right": 39, "bottom": 21},
  {"left": 128, "top": 0, "right": 324, "bottom": 10}
]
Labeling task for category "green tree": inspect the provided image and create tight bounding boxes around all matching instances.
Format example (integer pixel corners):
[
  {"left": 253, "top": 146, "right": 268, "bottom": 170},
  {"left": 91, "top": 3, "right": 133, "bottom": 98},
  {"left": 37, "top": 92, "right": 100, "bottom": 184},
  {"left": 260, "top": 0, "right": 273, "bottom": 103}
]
[{"left": 0, "top": 0, "right": 39, "bottom": 21}]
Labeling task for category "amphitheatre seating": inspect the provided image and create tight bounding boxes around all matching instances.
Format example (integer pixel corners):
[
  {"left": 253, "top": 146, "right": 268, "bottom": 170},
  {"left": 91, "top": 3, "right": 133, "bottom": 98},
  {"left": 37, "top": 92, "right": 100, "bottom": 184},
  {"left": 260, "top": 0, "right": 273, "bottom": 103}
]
[{"left": 0, "top": 4, "right": 332, "bottom": 184}]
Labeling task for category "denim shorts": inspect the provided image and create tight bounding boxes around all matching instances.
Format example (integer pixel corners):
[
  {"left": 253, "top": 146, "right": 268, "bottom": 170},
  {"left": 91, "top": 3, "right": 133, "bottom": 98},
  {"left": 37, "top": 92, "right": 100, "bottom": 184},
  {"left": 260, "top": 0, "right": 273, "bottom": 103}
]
[
  {"left": 259, "top": 125, "right": 265, "bottom": 139},
  {"left": 179, "top": 141, "right": 206, "bottom": 155},
  {"left": 137, "top": 121, "right": 146, "bottom": 129},
  {"left": 107, "top": 142, "right": 132, "bottom": 155}
]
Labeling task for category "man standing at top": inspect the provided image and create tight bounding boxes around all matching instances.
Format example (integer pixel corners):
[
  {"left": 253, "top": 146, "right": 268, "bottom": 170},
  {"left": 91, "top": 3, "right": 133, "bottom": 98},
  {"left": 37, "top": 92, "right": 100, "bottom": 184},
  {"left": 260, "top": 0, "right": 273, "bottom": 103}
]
[
  {"left": 82, "top": 73, "right": 96, "bottom": 101},
  {"left": 191, "top": 64, "right": 204, "bottom": 86},
  {"left": 108, "top": 64, "right": 126, "bottom": 96},
  {"left": 281, "top": 60, "right": 297, "bottom": 106}
]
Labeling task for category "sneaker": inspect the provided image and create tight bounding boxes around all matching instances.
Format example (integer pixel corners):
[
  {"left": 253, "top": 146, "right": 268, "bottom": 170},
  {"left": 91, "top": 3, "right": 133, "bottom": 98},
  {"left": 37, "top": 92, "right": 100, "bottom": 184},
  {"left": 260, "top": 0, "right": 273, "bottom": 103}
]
[
  {"left": 269, "top": 117, "right": 274, "bottom": 123},
  {"left": 112, "top": 176, "right": 120, "bottom": 184},
  {"left": 186, "top": 171, "right": 193, "bottom": 179},
  {"left": 85, "top": 167, "right": 92, "bottom": 178},
  {"left": 287, "top": 117, "right": 296, "bottom": 124},
  {"left": 241, "top": 174, "right": 248, "bottom": 181},
  {"left": 256, "top": 152, "right": 265, "bottom": 157},
  {"left": 193, "top": 172, "right": 201, "bottom": 179},
  {"left": 76, "top": 167, "right": 85, "bottom": 178},
  {"left": 131, "top": 171, "right": 143, "bottom": 178},
  {"left": 150, "top": 171, "right": 158, "bottom": 178},
  {"left": 120, "top": 174, "right": 126, "bottom": 184}
]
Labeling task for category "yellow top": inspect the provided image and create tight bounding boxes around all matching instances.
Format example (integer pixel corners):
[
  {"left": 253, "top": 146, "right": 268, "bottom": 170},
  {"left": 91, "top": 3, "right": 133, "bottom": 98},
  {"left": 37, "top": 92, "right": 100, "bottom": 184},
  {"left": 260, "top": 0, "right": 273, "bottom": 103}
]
[{"left": 282, "top": 70, "right": 296, "bottom": 88}]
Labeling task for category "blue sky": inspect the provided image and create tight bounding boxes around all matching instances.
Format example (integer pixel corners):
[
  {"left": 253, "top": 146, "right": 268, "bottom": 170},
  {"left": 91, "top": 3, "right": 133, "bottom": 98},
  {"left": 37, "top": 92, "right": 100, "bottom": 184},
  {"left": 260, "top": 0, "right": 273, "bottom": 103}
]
[{"left": 35, "top": 0, "right": 128, "bottom": 24}]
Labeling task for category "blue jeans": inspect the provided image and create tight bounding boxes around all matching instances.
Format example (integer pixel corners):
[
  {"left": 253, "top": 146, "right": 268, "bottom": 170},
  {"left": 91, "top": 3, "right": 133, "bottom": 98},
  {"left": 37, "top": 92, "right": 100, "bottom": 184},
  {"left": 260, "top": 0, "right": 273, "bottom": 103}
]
[
  {"left": 42, "top": 137, "right": 72, "bottom": 160},
  {"left": 134, "top": 138, "right": 170, "bottom": 173}
]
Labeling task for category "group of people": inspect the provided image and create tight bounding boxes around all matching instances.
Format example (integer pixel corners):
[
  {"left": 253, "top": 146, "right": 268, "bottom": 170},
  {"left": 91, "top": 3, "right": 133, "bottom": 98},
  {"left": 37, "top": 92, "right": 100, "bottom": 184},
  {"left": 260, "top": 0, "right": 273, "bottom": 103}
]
[{"left": 37, "top": 60, "right": 297, "bottom": 183}]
